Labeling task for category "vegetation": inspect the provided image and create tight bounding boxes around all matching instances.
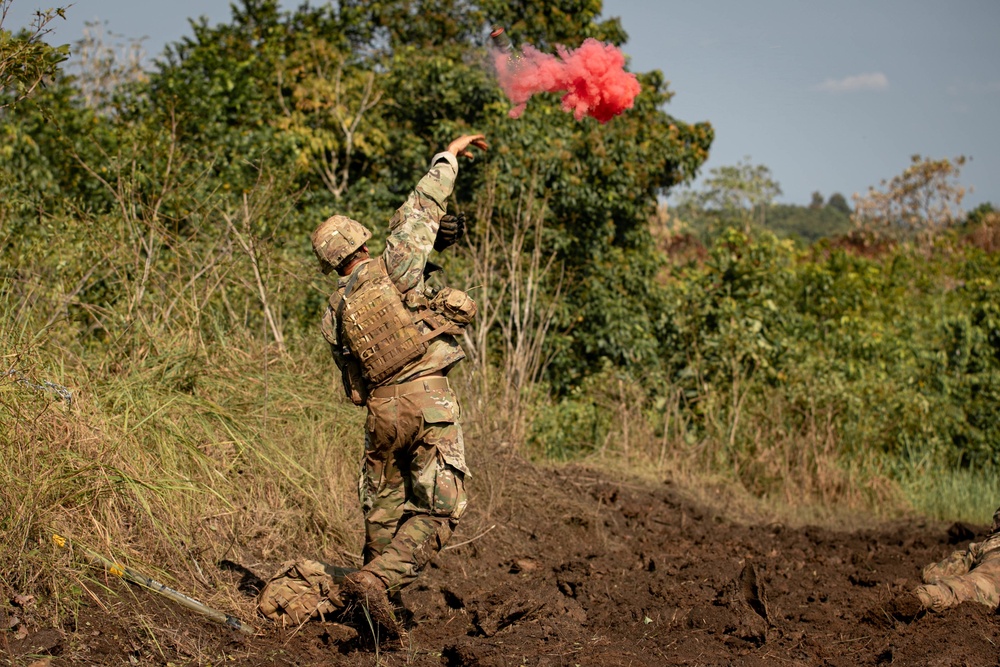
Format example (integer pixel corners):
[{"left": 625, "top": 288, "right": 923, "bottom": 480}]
[
  {"left": 1, "top": 0, "right": 998, "bottom": 640},
  {"left": 0, "top": 1, "right": 69, "bottom": 110},
  {"left": 766, "top": 200, "right": 852, "bottom": 243},
  {"left": 673, "top": 158, "right": 853, "bottom": 244}
]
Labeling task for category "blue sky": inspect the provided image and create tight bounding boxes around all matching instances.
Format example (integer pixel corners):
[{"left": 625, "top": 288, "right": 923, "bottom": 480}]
[
  {"left": 5, "top": 0, "right": 999, "bottom": 208},
  {"left": 608, "top": 1, "right": 1000, "bottom": 209}
]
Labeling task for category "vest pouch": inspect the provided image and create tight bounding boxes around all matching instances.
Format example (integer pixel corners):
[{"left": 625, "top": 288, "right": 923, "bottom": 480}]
[{"left": 429, "top": 287, "right": 477, "bottom": 326}]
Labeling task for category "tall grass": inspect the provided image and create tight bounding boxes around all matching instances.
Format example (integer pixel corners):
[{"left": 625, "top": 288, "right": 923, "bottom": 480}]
[
  {"left": 1, "top": 283, "right": 363, "bottom": 625},
  {"left": 0, "top": 136, "right": 374, "bottom": 632},
  {"left": 524, "top": 361, "right": 997, "bottom": 525},
  {"left": 897, "top": 460, "right": 1000, "bottom": 525}
]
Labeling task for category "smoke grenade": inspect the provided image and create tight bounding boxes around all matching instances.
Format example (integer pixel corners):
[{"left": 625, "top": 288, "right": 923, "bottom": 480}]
[
  {"left": 489, "top": 27, "right": 642, "bottom": 124},
  {"left": 490, "top": 25, "right": 513, "bottom": 55}
]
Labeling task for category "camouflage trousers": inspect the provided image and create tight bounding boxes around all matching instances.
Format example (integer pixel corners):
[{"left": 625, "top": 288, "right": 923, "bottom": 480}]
[
  {"left": 357, "top": 376, "right": 469, "bottom": 592},
  {"left": 915, "top": 537, "right": 1000, "bottom": 612}
]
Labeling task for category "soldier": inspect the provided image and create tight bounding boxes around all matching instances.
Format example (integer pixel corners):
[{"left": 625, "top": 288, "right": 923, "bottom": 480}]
[
  {"left": 914, "top": 506, "right": 1000, "bottom": 612},
  {"left": 310, "top": 134, "right": 488, "bottom": 635}
]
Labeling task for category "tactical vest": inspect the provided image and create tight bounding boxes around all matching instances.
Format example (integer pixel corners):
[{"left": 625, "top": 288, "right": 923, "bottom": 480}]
[{"left": 333, "top": 258, "right": 474, "bottom": 386}]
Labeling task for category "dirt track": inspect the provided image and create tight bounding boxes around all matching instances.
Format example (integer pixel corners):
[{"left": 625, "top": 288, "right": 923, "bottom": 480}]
[{"left": 7, "top": 454, "right": 999, "bottom": 666}]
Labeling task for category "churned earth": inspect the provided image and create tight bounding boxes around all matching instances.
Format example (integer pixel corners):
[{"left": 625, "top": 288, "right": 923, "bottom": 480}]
[{"left": 5, "top": 453, "right": 998, "bottom": 666}]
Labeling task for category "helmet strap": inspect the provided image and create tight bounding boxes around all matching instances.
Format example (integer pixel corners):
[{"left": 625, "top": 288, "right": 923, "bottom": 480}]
[{"left": 338, "top": 246, "right": 370, "bottom": 276}]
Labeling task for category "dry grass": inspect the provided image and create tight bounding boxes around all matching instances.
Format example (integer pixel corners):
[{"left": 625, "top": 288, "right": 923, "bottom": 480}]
[
  {"left": 0, "top": 143, "right": 365, "bottom": 627},
  {"left": 1, "top": 323, "right": 364, "bottom": 628}
]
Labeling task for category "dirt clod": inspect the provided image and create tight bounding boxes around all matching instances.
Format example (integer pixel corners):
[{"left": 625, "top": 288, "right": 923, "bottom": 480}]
[
  {"left": 471, "top": 581, "right": 545, "bottom": 637},
  {"left": 716, "top": 561, "right": 770, "bottom": 644}
]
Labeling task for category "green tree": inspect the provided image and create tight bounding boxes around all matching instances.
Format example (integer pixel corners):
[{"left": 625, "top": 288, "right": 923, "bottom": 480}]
[
  {"left": 766, "top": 203, "right": 851, "bottom": 244},
  {"left": 4, "top": 0, "right": 714, "bottom": 394},
  {"left": 144, "top": 0, "right": 303, "bottom": 197},
  {"left": 274, "top": 34, "right": 388, "bottom": 200},
  {"left": 676, "top": 157, "right": 781, "bottom": 237},
  {"left": 0, "top": 1, "right": 69, "bottom": 110},
  {"left": 827, "top": 192, "right": 850, "bottom": 215},
  {"left": 478, "top": 0, "right": 627, "bottom": 48}
]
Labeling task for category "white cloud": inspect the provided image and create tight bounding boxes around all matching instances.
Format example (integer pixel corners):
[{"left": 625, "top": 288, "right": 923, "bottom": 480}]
[{"left": 814, "top": 72, "right": 889, "bottom": 94}]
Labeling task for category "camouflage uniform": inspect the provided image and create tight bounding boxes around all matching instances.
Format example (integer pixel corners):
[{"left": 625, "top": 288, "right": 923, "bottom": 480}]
[
  {"left": 914, "top": 506, "right": 1000, "bottom": 611},
  {"left": 320, "top": 151, "right": 469, "bottom": 593}
]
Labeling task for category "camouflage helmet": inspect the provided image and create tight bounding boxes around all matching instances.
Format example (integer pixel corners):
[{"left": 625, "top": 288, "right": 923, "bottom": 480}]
[{"left": 311, "top": 215, "right": 372, "bottom": 273}]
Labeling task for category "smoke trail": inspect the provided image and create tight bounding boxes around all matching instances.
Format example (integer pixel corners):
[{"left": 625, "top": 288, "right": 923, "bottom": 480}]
[{"left": 492, "top": 38, "right": 642, "bottom": 123}]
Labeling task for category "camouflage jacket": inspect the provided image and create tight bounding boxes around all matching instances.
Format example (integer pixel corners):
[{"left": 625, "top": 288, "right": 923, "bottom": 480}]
[{"left": 321, "top": 152, "right": 466, "bottom": 399}]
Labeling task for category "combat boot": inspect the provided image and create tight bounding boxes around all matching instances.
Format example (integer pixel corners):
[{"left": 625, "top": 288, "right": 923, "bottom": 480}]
[{"left": 342, "top": 569, "right": 402, "bottom": 638}]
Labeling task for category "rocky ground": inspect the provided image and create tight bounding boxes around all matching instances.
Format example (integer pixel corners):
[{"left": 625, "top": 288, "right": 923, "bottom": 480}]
[{"left": 5, "top": 455, "right": 998, "bottom": 666}]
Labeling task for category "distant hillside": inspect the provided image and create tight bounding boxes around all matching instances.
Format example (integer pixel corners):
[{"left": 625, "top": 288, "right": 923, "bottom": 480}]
[{"left": 766, "top": 202, "right": 852, "bottom": 243}]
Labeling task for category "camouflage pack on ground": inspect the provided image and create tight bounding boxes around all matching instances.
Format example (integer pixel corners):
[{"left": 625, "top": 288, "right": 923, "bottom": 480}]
[
  {"left": 914, "top": 507, "right": 1000, "bottom": 612},
  {"left": 257, "top": 559, "right": 345, "bottom": 625}
]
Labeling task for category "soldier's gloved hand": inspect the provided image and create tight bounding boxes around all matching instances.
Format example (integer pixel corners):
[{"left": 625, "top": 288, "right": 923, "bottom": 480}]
[{"left": 434, "top": 212, "right": 466, "bottom": 252}]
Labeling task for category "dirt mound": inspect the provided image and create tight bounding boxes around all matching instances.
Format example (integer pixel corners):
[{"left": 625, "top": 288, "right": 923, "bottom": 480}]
[{"left": 6, "top": 454, "right": 999, "bottom": 665}]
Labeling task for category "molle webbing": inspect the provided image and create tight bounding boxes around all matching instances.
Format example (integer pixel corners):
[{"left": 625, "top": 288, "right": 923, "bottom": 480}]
[{"left": 338, "top": 260, "right": 451, "bottom": 386}]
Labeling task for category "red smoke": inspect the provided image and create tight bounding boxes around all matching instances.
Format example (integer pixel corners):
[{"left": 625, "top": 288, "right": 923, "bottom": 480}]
[{"left": 493, "top": 38, "right": 642, "bottom": 123}]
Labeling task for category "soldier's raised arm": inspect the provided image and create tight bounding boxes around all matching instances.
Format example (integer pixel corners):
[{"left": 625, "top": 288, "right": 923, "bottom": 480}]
[{"left": 383, "top": 135, "right": 487, "bottom": 292}]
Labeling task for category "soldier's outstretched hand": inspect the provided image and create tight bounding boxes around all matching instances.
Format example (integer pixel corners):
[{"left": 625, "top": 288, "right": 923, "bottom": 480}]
[{"left": 447, "top": 134, "right": 488, "bottom": 160}]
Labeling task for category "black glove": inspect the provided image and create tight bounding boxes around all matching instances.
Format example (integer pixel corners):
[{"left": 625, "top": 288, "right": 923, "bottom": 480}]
[{"left": 434, "top": 212, "right": 466, "bottom": 252}]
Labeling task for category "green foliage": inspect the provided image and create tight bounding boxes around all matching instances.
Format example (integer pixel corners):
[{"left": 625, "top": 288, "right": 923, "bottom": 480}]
[
  {"left": 766, "top": 202, "right": 852, "bottom": 244},
  {"left": 342, "top": 0, "right": 487, "bottom": 50},
  {"left": 827, "top": 192, "right": 851, "bottom": 216},
  {"left": 0, "top": 2, "right": 69, "bottom": 109},
  {"left": 664, "top": 229, "right": 792, "bottom": 393},
  {"left": 529, "top": 225, "right": 1000, "bottom": 510},
  {"left": 479, "top": 0, "right": 628, "bottom": 49},
  {"left": 528, "top": 376, "right": 612, "bottom": 459},
  {"left": 675, "top": 157, "right": 780, "bottom": 236},
  {"left": 964, "top": 202, "right": 996, "bottom": 227},
  {"left": 144, "top": 0, "right": 302, "bottom": 200}
]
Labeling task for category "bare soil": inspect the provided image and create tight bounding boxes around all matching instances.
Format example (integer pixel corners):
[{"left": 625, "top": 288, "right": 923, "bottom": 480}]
[{"left": 5, "top": 454, "right": 998, "bottom": 666}]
